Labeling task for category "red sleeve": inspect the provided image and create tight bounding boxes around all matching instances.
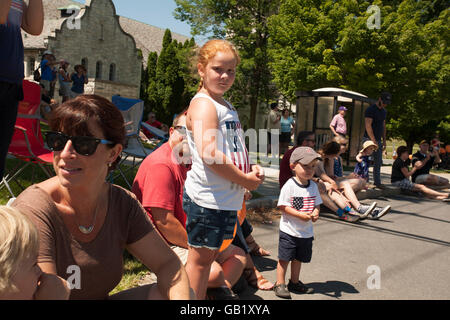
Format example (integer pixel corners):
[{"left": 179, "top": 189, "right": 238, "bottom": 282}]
[
  {"left": 140, "top": 163, "right": 176, "bottom": 211},
  {"left": 279, "top": 148, "right": 294, "bottom": 189}
]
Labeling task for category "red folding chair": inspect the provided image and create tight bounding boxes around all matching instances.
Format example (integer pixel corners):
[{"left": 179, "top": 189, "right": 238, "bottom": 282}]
[{"left": 0, "top": 80, "right": 54, "bottom": 198}]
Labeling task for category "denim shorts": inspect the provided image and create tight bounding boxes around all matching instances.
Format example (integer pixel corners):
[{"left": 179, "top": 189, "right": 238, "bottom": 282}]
[
  {"left": 182, "top": 191, "right": 237, "bottom": 250},
  {"left": 278, "top": 231, "right": 314, "bottom": 263}
]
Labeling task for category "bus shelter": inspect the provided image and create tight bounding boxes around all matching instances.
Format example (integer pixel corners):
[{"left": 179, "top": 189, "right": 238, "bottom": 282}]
[{"left": 295, "top": 88, "right": 377, "bottom": 165}]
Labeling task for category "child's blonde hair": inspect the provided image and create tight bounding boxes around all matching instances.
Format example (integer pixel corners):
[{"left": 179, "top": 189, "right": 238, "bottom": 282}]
[
  {"left": 196, "top": 39, "right": 241, "bottom": 92},
  {"left": 333, "top": 135, "right": 348, "bottom": 146},
  {"left": 0, "top": 206, "right": 39, "bottom": 293}
]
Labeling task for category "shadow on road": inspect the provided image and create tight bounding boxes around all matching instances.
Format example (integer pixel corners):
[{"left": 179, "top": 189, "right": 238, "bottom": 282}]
[
  {"left": 252, "top": 256, "right": 278, "bottom": 272},
  {"left": 307, "top": 280, "right": 359, "bottom": 299}
]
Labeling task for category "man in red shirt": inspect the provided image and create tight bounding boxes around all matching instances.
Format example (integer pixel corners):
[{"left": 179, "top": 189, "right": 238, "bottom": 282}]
[
  {"left": 132, "top": 111, "right": 245, "bottom": 300},
  {"left": 142, "top": 112, "right": 163, "bottom": 139}
]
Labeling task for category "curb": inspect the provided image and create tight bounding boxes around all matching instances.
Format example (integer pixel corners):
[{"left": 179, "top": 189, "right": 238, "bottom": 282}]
[{"left": 246, "top": 185, "right": 402, "bottom": 210}]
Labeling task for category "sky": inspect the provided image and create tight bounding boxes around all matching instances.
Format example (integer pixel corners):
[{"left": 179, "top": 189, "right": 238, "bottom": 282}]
[{"left": 73, "top": 0, "right": 193, "bottom": 38}]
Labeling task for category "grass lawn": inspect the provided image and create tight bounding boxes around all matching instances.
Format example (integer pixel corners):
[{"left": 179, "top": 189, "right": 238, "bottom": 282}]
[
  {"left": 110, "top": 252, "right": 149, "bottom": 296},
  {"left": 385, "top": 139, "right": 420, "bottom": 158}
]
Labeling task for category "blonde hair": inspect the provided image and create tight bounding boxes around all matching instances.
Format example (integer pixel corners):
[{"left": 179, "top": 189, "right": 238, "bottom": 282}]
[
  {"left": 333, "top": 135, "right": 348, "bottom": 145},
  {"left": 0, "top": 206, "right": 39, "bottom": 293},
  {"left": 196, "top": 39, "right": 241, "bottom": 92}
]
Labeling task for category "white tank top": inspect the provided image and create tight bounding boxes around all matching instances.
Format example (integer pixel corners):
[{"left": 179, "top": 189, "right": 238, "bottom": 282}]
[{"left": 185, "top": 93, "right": 250, "bottom": 210}]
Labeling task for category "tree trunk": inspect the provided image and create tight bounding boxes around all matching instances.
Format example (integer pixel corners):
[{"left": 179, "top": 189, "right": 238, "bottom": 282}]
[
  {"left": 406, "top": 139, "right": 414, "bottom": 155},
  {"left": 249, "top": 95, "right": 258, "bottom": 129}
]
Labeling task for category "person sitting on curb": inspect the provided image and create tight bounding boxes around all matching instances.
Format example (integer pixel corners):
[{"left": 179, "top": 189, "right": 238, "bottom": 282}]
[
  {"left": 132, "top": 111, "right": 246, "bottom": 300},
  {"left": 354, "top": 140, "right": 379, "bottom": 183},
  {"left": 411, "top": 140, "right": 450, "bottom": 188},
  {"left": 230, "top": 197, "right": 274, "bottom": 292},
  {"left": 391, "top": 146, "right": 449, "bottom": 201},
  {"left": 141, "top": 112, "right": 164, "bottom": 140},
  {"left": 319, "top": 141, "right": 391, "bottom": 220},
  {"left": 332, "top": 136, "right": 367, "bottom": 190},
  {"left": 13, "top": 95, "right": 192, "bottom": 300}
]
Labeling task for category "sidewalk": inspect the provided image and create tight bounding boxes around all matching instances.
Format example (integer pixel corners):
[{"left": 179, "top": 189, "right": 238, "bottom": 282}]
[{"left": 246, "top": 161, "right": 450, "bottom": 209}]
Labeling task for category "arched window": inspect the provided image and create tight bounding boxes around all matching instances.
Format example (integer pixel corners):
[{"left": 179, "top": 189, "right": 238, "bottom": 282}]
[
  {"left": 95, "top": 61, "right": 102, "bottom": 79},
  {"left": 109, "top": 63, "right": 116, "bottom": 81}
]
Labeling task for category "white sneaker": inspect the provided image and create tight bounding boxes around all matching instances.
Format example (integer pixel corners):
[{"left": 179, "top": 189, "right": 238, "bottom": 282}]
[
  {"left": 370, "top": 205, "right": 391, "bottom": 220},
  {"left": 357, "top": 202, "right": 377, "bottom": 219}
]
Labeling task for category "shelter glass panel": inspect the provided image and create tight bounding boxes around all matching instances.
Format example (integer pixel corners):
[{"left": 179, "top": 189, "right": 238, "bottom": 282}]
[{"left": 316, "top": 97, "right": 334, "bottom": 129}]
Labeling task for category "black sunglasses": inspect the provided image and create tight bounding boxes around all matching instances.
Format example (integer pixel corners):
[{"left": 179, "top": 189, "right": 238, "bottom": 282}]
[{"left": 45, "top": 131, "right": 114, "bottom": 156}]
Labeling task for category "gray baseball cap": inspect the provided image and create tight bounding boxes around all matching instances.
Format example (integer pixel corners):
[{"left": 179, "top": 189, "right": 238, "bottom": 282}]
[{"left": 290, "top": 147, "right": 322, "bottom": 164}]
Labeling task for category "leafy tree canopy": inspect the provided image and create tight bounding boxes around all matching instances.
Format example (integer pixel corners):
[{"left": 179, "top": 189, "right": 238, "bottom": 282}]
[{"left": 268, "top": 0, "right": 449, "bottom": 147}]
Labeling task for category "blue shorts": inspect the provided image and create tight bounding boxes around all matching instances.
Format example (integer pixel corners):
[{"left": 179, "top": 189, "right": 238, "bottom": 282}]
[
  {"left": 278, "top": 231, "right": 314, "bottom": 263},
  {"left": 182, "top": 191, "right": 237, "bottom": 250}
]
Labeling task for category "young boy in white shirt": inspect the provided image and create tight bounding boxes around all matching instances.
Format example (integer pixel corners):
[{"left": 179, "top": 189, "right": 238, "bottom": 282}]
[{"left": 274, "top": 147, "right": 323, "bottom": 299}]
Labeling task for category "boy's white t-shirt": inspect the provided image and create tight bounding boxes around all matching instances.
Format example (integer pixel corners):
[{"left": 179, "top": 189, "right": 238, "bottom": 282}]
[{"left": 277, "top": 177, "right": 323, "bottom": 238}]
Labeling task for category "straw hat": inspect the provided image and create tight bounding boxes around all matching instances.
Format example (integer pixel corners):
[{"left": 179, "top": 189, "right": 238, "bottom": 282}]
[{"left": 360, "top": 140, "right": 378, "bottom": 153}]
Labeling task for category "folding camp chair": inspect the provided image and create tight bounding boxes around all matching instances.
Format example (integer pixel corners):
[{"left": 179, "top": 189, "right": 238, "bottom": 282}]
[
  {"left": 140, "top": 121, "right": 169, "bottom": 149},
  {"left": 111, "top": 95, "right": 154, "bottom": 189},
  {"left": 0, "top": 80, "right": 54, "bottom": 198}
]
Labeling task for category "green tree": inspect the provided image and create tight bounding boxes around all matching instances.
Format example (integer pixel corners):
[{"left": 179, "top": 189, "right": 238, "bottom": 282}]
[
  {"left": 141, "top": 32, "right": 197, "bottom": 125},
  {"left": 268, "top": 0, "right": 450, "bottom": 151},
  {"left": 174, "top": 0, "right": 280, "bottom": 128},
  {"left": 177, "top": 38, "right": 199, "bottom": 109},
  {"left": 141, "top": 30, "right": 193, "bottom": 125},
  {"left": 143, "top": 51, "right": 158, "bottom": 117}
]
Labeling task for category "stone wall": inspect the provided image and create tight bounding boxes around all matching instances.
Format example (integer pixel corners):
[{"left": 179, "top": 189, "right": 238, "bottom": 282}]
[
  {"left": 45, "top": 0, "right": 142, "bottom": 94},
  {"left": 90, "top": 79, "right": 139, "bottom": 99}
]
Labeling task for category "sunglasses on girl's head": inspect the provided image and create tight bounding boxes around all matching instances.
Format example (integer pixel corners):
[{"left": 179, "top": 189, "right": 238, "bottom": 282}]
[{"left": 45, "top": 131, "right": 114, "bottom": 156}]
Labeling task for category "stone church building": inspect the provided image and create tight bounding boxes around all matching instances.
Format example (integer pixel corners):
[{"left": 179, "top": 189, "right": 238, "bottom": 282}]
[{"left": 22, "top": 0, "right": 189, "bottom": 100}]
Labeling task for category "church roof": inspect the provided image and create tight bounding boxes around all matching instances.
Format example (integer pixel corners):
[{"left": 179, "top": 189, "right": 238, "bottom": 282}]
[{"left": 22, "top": 0, "right": 190, "bottom": 66}]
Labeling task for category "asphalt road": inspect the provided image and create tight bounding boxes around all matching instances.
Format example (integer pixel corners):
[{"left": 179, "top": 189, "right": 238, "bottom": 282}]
[{"left": 239, "top": 195, "right": 450, "bottom": 300}]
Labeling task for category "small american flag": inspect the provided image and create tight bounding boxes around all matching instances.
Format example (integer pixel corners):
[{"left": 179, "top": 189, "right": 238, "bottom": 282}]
[{"left": 291, "top": 196, "right": 315, "bottom": 213}]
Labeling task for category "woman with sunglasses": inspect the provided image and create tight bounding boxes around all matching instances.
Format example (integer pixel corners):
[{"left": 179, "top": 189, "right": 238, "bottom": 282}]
[{"left": 12, "top": 95, "right": 191, "bottom": 300}]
